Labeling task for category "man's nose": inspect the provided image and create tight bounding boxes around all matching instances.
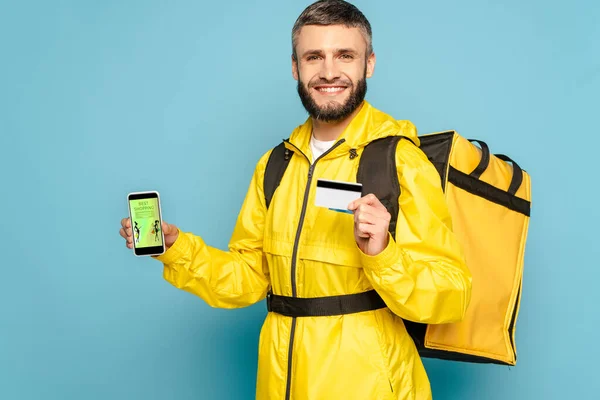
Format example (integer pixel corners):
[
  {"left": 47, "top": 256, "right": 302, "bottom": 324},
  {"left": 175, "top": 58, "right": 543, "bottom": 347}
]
[{"left": 319, "top": 56, "right": 341, "bottom": 81}]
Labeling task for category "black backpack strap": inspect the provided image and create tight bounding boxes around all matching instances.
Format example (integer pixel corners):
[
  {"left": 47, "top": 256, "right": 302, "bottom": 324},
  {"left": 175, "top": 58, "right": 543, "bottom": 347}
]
[
  {"left": 357, "top": 135, "right": 439, "bottom": 355},
  {"left": 263, "top": 141, "right": 293, "bottom": 209},
  {"left": 494, "top": 154, "right": 524, "bottom": 195},
  {"left": 467, "top": 139, "right": 490, "bottom": 179},
  {"left": 356, "top": 136, "right": 405, "bottom": 240},
  {"left": 267, "top": 289, "right": 387, "bottom": 317}
]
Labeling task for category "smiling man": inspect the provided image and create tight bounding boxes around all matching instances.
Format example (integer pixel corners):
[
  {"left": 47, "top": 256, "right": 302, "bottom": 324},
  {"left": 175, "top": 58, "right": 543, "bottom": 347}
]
[
  {"left": 120, "top": 1, "right": 471, "bottom": 399},
  {"left": 294, "top": 27, "right": 368, "bottom": 129}
]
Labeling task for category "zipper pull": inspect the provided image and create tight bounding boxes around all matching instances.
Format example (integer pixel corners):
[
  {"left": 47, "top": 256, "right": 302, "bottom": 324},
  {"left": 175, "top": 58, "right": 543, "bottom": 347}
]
[{"left": 308, "top": 165, "right": 314, "bottom": 178}]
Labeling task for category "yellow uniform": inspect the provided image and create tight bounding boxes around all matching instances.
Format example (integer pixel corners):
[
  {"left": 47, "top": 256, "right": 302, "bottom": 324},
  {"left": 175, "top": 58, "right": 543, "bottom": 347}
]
[{"left": 155, "top": 101, "right": 472, "bottom": 399}]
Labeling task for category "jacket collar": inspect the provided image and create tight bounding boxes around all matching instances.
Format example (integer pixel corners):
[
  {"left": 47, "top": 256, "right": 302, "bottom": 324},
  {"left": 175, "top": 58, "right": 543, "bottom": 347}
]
[{"left": 285, "top": 101, "right": 419, "bottom": 160}]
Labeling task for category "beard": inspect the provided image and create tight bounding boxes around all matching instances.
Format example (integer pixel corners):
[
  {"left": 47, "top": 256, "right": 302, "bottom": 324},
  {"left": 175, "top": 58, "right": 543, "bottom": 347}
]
[{"left": 296, "top": 69, "right": 367, "bottom": 123}]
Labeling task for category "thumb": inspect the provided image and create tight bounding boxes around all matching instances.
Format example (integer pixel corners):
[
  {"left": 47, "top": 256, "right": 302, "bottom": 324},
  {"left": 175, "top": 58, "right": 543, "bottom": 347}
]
[{"left": 162, "top": 221, "right": 178, "bottom": 235}]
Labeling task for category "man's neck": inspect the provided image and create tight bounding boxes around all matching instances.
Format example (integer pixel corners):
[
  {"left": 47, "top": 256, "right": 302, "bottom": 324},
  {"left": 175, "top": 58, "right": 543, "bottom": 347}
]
[{"left": 311, "top": 102, "right": 364, "bottom": 142}]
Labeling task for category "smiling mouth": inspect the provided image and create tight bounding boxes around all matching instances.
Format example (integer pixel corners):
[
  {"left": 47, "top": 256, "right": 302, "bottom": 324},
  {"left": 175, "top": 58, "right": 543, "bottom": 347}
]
[{"left": 313, "top": 86, "right": 347, "bottom": 95}]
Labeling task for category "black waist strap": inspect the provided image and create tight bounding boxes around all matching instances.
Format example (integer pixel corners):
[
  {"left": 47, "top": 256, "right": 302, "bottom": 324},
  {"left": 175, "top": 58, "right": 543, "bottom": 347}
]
[{"left": 266, "top": 289, "right": 387, "bottom": 317}]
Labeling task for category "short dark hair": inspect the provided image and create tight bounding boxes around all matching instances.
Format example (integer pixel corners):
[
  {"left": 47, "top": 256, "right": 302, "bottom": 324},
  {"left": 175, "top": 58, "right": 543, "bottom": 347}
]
[{"left": 291, "top": 0, "right": 373, "bottom": 61}]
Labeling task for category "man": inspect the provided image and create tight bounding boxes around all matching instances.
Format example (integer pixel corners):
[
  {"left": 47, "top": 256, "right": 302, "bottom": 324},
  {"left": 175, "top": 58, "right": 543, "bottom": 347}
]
[{"left": 120, "top": 1, "right": 472, "bottom": 399}]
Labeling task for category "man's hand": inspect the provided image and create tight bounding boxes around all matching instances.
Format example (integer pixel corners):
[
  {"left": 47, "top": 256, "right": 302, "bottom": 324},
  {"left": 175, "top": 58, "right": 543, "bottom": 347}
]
[
  {"left": 347, "top": 194, "right": 391, "bottom": 256},
  {"left": 119, "top": 217, "right": 180, "bottom": 250}
]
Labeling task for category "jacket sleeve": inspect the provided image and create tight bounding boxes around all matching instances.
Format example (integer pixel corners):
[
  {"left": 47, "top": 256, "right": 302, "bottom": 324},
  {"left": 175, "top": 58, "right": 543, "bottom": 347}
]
[
  {"left": 360, "top": 140, "right": 472, "bottom": 324},
  {"left": 152, "top": 151, "right": 271, "bottom": 309}
]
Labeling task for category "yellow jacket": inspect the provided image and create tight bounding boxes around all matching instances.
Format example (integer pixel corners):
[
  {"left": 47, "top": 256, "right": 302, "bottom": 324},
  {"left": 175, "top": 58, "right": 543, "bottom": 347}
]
[{"left": 155, "top": 101, "right": 472, "bottom": 400}]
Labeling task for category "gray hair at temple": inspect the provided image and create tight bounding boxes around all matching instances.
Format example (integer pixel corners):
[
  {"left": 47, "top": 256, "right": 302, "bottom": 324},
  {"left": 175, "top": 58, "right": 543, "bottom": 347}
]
[{"left": 291, "top": 0, "right": 373, "bottom": 61}]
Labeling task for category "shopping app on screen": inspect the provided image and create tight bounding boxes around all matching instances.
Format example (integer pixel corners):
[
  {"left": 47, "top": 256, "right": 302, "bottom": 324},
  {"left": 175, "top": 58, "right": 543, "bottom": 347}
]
[{"left": 130, "top": 198, "right": 162, "bottom": 248}]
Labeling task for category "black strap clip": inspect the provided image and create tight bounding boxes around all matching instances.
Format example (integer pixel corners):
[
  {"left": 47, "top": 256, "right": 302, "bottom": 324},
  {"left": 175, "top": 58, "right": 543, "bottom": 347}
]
[{"left": 266, "top": 291, "right": 273, "bottom": 312}]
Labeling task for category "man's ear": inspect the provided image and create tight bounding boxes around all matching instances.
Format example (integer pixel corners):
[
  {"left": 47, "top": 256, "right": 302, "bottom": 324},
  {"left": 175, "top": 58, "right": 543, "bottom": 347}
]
[
  {"left": 292, "top": 55, "right": 299, "bottom": 81},
  {"left": 366, "top": 52, "right": 376, "bottom": 78}
]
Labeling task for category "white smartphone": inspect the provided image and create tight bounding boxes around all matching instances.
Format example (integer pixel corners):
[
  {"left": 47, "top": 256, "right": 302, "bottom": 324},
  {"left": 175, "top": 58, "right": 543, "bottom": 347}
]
[{"left": 127, "top": 190, "right": 166, "bottom": 257}]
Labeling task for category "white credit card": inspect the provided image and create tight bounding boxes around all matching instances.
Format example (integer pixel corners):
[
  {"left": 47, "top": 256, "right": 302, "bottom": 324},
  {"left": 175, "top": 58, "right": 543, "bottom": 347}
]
[{"left": 315, "top": 179, "right": 363, "bottom": 214}]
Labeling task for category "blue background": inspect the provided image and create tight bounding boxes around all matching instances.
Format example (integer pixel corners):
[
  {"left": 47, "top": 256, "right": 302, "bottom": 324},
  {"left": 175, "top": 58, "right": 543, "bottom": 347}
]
[{"left": 1, "top": 0, "right": 598, "bottom": 399}]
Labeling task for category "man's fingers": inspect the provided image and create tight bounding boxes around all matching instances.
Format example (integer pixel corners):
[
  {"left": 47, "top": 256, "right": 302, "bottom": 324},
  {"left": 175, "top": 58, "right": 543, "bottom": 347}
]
[
  {"left": 348, "top": 193, "right": 386, "bottom": 211},
  {"left": 353, "top": 203, "right": 370, "bottom": 216},
  {"left": 122, "top": 230, "right": 133, "bottom": 247},
  {"left": 356, "top": 222, "right": 377, "bottom": 238},
  {"left": 365, "top": 193, "right": 389, "bottom": 212},
  {"left": 355, "top": 208, "right": 376, "bottom": 225},
  {"left": 120, "top": 217, "right": 134, "bottom": 250},
  {"left": 358, "top": 193, "right": 381, "bottom": 207},
  {"left": 364, "top": 193, "right": 379, "bottom": 205},
  {"left": 354, "top": 204, "right": 390, "bottom": 222}
]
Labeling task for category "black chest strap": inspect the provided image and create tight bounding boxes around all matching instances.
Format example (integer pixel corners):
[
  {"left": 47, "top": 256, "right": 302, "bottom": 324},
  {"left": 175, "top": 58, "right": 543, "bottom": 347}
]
[{"left": 266, "top": 290, "right": 387, "bottom": 317}]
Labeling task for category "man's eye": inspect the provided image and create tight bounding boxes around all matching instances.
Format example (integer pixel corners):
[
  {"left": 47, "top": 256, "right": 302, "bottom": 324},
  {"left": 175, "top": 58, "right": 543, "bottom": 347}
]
[{"left": 307, "top": 55, "right": 320, "bottom": 61}]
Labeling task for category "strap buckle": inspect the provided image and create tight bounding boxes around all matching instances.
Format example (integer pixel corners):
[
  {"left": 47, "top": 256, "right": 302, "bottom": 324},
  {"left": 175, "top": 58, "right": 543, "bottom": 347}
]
[{"left": 266, "top": 291, "right": 273, "bottom": 312}]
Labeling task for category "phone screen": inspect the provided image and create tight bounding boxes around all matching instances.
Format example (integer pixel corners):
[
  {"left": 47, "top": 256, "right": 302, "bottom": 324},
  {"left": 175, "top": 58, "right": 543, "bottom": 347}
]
[{"left": 128, "top": 191, "right": 165, "bottom": 256}]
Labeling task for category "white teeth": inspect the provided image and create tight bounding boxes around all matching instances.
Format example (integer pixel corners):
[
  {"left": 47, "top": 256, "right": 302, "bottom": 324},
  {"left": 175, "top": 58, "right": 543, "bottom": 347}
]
[{"left": 318, "top": 87, "right": 344, "bottom": 93}]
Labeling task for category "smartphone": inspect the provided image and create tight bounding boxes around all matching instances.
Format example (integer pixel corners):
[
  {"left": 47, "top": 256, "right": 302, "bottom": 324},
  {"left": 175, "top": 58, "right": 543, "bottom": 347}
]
[{"left": 127, "top": 191, "right": 165, "bottom": 256}]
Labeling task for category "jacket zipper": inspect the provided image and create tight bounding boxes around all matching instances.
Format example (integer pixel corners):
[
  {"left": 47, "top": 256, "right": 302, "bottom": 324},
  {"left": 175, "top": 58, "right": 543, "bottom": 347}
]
[{"left": 282, "top": 138, "right": 346, "bottom": 400}]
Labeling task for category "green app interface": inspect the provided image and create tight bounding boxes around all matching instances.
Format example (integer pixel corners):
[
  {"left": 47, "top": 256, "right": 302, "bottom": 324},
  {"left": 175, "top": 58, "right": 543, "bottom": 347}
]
[{"left": 130, "top": 198, "right": 163, "bottom": 248}]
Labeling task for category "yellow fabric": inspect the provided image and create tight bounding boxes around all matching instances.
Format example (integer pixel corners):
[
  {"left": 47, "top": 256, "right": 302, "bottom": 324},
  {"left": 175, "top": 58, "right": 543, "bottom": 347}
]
[
  {"left": 421, "top": 132, "right": 531, "bottom": 365},
  {"left": 154, "top": 102, "right": 472, "bottom": 400}
]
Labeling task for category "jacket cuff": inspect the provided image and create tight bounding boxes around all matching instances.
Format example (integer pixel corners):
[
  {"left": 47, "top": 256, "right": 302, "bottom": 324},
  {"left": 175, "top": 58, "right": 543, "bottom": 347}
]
[
  {"left": 359, "top": 232, "right": 399, "bottom": 272},
  {"left": 153, "top": 229, "right": 189, "bottom": 265}
]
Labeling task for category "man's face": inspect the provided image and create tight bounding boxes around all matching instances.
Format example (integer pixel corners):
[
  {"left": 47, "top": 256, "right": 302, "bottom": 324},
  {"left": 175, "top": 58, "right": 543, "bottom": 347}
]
[{"left": 292, "top": 24, "right": 375, "bottom": 123}]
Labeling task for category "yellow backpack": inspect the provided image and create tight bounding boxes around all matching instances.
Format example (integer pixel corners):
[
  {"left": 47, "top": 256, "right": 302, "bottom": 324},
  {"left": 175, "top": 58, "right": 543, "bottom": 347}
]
[
  {"left": 263, "top": 129, "right": 532, "bottom": 366},
  {"left": 406, "top": 131, "right": 531, "bottom": 365}
]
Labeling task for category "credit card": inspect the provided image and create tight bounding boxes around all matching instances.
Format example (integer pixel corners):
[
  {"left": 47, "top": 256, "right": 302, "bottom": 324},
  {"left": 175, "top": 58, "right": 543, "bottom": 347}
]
[{"left": 315, "top": 179, "right": 363, "bottom": 214}]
